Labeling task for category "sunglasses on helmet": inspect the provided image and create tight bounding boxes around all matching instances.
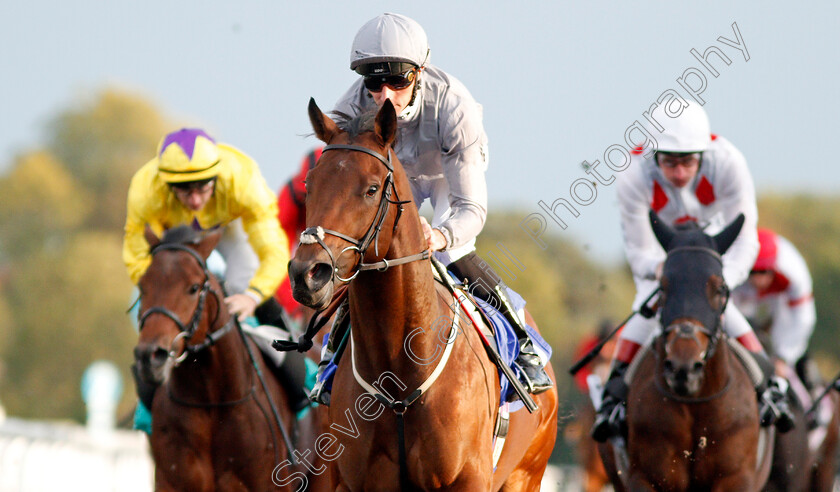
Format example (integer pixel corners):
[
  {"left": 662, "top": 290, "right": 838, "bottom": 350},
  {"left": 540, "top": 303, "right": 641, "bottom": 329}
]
[
  {"left": 363, "top": 69, "right": 417, "bottom": 92},
  {"left": 169, "top": 178, "right": 216, "bottom": 193},
  {"left": 655, "top": 152, "right": 702, "bottom": 169}
]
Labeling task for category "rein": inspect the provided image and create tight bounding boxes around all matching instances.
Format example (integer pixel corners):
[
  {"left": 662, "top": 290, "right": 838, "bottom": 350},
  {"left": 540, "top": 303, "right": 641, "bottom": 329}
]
[
  {"left": 299, "top": 143, "right": 429, "bottom": 283},
  {"left": 295, "top": 143, "right": 440, "bottom": 488},
  {"left": 138, "top": 243, "right": 235, "bottom": 364},
  {"left": 277, "top": 143, "right": 429, "bottom": 355},
  {"left": 655, "top": 244, "right": 731, "bottom": 403},
  {"left": 137, "top": 241, "right": 298, "bottom": 465}
]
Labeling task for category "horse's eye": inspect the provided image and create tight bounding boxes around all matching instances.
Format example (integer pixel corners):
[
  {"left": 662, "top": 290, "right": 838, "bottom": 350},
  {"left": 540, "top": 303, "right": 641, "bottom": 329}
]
[
  {"left": 189, "top": 284, "right": 201, "bottom": 295},
  {"left": 365, "top": 185, "right": 379, "bottom": 197}
]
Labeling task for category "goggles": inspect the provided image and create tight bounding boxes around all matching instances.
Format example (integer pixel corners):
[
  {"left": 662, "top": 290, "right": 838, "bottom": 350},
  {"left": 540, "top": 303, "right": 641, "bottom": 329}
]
[
  {"left": 656, "top": 152, "right": 702, "bottom": 169},
  {"left": 169, "top": 178, "right": 216, "bottom": 193},
  {"left": 363, "top": 69, "right": 417, "bottom": 92}
]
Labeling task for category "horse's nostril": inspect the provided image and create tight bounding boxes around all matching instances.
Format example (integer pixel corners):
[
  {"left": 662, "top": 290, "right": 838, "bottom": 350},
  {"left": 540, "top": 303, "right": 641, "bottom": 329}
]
[
  {"left": 307, "top": 262, "right": 333, "bottom": 288},
  {"left": 152, "top": 347, "right": 169, "bottom": 364},
  {"left": 693, "top": 361, "right": 704, "bottom": 372}
]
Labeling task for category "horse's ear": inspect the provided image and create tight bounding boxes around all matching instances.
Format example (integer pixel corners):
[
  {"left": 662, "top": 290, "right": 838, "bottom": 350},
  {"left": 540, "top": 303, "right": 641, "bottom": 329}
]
[
  {"left": 649, "top": 210, "right": 676, "bottom": 250},
  {"left": 712, "top": 213, "right": 745, "bottom": 255},
  {"left": 144, "top": 224, "right": 160, "bottom": 251},
  {"left": 374, "top": 99, "right": 397, "bottom": 147},
  {"left": 308, "top": 98, "right": 340, "bottom": 143},
  {"left": 195, "top": 229, "right": 223, "bottom": 260}
]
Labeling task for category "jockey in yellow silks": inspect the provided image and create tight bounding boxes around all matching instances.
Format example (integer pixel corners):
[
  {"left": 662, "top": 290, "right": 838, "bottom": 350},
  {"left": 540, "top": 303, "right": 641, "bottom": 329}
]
[{"left": 123, "top": 128, "right": 289, "bottom": 319}]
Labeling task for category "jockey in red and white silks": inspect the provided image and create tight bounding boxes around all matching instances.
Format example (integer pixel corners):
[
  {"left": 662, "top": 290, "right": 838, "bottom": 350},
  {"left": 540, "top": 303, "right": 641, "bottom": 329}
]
[
  {"left": 732, "top": 229, "right": 816, "bottom": 368},
  {"left": 592, "top": 101, "right": 794, "bottom": 442},
  {"left": 615, "top": 102, "right": 760, "bottom": 361}
]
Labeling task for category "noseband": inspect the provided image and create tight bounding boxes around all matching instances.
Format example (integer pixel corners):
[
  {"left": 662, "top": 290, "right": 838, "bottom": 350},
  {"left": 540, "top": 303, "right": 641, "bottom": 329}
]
[
  {"left": 300, "top": 143, "right": 430, "bottom": 283},
  {"left": 656, "top": 245, "right": 731, "bottom": 401},
  {"left": 138, "top": 242, "right": 234, "bottom": 364},
  {"left": 660, "top": 245, "right": 729, "bottom": 362}
]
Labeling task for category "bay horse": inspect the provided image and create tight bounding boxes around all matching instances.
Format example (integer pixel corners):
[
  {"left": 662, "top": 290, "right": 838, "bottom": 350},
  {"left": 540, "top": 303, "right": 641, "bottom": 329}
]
[
  {"left": 752, "top": 332, "right": 840, "bottom": 491},
  {"left": 133, "top": 225, "right": 329, "bottom": 491},
  {"left": 600, "top": 212, "right": 773, "bottom": 491},
  {"left": 807, "top": 391, "right": 840, "bottom": 491},
  {"left": 287, "top": 98, "right": 558, "bottom": 490}
]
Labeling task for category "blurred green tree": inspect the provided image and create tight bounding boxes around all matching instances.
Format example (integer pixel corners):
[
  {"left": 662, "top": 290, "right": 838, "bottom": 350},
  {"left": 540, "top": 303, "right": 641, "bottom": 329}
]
[
  {"left": 1, "top": 232, "right": 136, "bottom": 420},
  {"left": 0, "top": 87, "right": 170, "bottom": 421},
  {"left": 0, "top": 151, "right": 91, "bottom": 259},
  {"left": 47, "top": 89, "right": 169, "bottom": 230}
]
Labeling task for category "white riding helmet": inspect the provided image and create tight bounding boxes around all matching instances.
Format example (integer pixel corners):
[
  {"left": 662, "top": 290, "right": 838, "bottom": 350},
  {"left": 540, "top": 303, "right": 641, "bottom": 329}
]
[
  {"left": 350, "top": 13, "right": 430, "bottom": 73},
  {"left": 653, "top": 102, "right": 712, "bottom": 153}
]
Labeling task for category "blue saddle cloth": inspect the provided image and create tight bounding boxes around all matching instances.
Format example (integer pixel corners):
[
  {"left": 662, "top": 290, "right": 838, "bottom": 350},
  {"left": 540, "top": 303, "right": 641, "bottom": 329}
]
[{"left": 317, "top": 284, "right": 552, "bottom": 412}]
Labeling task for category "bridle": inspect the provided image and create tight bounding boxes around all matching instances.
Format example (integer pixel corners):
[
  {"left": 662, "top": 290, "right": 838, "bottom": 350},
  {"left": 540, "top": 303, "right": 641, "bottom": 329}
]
[
  {"left": 300, "top": 143, "right": 430, "bottom": 283},
  {"left": 137, "top": 242, "right": 235, "bottom": 365},
  {"left": 656, "top": 245, "right": 731, "bottom": 402},
  {"left": 136, "top": 241, "right": 300, "bottom": 466}
]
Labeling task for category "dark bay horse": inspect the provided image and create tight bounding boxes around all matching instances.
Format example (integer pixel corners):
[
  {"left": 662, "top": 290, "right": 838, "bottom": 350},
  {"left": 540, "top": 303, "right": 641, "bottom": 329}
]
[
  {"left": 133, "top": 226, "right": 328, "bottom": 491},
  {"left": 758, "top": 353, "right": 840, "bottom": 491},
  {"left": 288, "top": 98, "right": 558, "bottom": 490},
  {"left": 808, "top": 392, "right": 840, "bottom": 491},
  {"left": 600, "top": 212, "right": 773, "bottom": 491}
]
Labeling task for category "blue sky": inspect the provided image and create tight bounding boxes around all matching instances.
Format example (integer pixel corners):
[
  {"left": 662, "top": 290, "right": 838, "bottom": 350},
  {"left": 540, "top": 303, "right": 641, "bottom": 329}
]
[{"left": 2, "top": 1, "right": 838, "bottom": 263}]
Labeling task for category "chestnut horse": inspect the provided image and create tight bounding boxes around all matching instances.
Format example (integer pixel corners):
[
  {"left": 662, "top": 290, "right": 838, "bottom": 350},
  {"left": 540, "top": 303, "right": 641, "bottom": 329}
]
[
  {"left": 288, "top": 98, "right": 558, "bottom": 490},
  {"left": 133, "top": 226, "right": 328, "bottom": 491},
  {"left": 600, "top": 212, "right": 773, "bottom": 491}
]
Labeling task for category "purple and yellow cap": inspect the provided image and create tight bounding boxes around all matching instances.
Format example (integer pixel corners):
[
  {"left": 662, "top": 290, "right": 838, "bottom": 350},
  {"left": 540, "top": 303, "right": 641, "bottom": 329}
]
[{"left": 156, "top": 128, "right": 222, "bottom": 183}]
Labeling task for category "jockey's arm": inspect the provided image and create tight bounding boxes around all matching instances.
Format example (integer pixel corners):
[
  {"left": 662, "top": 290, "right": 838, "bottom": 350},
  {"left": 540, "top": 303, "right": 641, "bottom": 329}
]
[
  {"left": 123, "top": 162, "right": 167, "bottom": 284},
  {"left": 770, "top": 238, "right": 816, "bottom": 366},
  {"left": 713, "top": 148, "right": 759, "bottom": 289},
  {"left": 234, "top": 170, "right": 290, "bottom": 304},
  {"left": 435, "top": 98, "right": 488, "bottom": 250},
  {"left": 617, "top": 164, "right": 665, "bottom": 281}
]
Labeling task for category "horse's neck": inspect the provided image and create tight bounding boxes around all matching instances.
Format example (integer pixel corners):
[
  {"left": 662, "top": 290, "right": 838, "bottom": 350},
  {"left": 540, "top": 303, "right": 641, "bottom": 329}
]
[
  {"left": 348, "top": 236, "right": 443, "bottom": 384},
  {"left": 169, "top": 318, "right": 251, "bottom": 402}
]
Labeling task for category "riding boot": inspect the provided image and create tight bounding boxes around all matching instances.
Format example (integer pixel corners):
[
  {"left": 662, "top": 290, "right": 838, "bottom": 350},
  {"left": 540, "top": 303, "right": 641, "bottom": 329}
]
[
  {"left": 254, "top": 297, "right": 291, "bottom": 333},
  {"left": 275, "top": 350, "right": 312, "bottom": 413},
  {"left": 492, "top": 286, "right": 552, "bottom": 394},
  {"left": 797, "top": 354, "right": 824, "bottom": 429},
  {"left": 591, "top": 361, "right": 630, "bottom": 443},
  {"left": 795, "top": 353, "right": 821, "bottom": 396},
  {"left": 308, "top": 300, "right": 350, "bottom": 406}
]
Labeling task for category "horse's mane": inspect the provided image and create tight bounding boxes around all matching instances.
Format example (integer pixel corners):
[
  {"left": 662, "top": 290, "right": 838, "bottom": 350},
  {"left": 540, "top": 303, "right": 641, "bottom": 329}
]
[
  {"left": 160, "top": 225, "right": 203, "bottom": 246},
  {"left": 332, "top": 107, "right": 378, "bottom": 139},
  {"left": 667, "top": 223, "right": 716, "bottom": 251}
]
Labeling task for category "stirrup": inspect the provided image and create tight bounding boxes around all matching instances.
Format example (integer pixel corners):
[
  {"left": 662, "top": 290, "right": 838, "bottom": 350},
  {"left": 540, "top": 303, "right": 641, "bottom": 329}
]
[
  {"left": 308, "top": 359, "right": 332, "bottom": 405},
  {"left": 308, "top": 378, "right": 330, "bottom": 406},
  {"left": 308, "top": 345, "right": 335, "bottom": 406}
]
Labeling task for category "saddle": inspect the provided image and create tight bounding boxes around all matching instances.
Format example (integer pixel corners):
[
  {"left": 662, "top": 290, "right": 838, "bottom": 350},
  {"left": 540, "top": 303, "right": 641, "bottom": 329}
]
[{"left": 315, "top": 263, "right": 552, "bottom": 409}]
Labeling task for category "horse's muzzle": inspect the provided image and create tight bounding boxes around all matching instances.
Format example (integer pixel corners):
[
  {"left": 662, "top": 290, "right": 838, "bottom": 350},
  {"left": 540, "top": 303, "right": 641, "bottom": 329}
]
[
  {"left": 288, "top": 258, "right": 334, "bottom": 309},
  {"left": 134, "top": 344, "right": 170, "bottom": 385},
  {"left": 663, "top": 358, "right": 706, "bottom": 396}
]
